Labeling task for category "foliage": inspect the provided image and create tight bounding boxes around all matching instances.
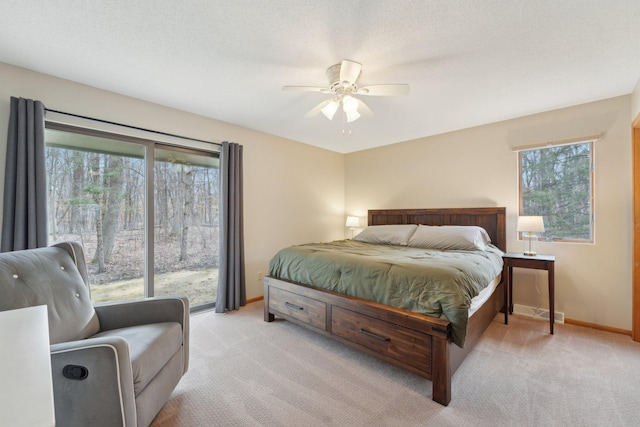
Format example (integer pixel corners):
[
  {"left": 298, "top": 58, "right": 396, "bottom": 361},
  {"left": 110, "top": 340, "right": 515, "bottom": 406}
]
[{"left": 45, "top": 136, "right": 220, "bottom": 306}]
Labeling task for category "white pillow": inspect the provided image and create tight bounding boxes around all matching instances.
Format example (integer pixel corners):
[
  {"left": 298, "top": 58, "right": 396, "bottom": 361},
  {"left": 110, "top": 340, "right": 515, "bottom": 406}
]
[
  {"left": 407, "top": 225, "right": 491, "bottom": 251},
  {"left": 353, "top": 224, "right": 418, "bottom": 246}
]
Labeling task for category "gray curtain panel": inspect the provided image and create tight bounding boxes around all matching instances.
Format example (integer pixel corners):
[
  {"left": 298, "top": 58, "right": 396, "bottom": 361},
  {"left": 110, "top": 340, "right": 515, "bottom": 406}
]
[
  {"left": 215, "top": 141, "right": 246, "bottom": 312},
  {"left": 1, "top": 97, "right": 48, "bottom": 252}
]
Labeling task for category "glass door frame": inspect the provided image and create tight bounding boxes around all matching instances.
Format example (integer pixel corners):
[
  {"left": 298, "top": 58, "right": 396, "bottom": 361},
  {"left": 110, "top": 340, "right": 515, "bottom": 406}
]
[{"left": 45, "top": 122, "right": 220, "bottom": 311}]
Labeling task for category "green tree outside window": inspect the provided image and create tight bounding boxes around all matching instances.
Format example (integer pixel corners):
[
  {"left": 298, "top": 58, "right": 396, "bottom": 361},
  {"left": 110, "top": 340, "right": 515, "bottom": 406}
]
[{"left": 519, "top": 141, "right": 593, "bottom": 242}]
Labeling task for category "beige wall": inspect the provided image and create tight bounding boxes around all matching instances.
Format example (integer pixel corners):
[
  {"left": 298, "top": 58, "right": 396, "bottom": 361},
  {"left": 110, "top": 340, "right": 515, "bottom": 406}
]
[
  {"left": 2, "top": 61, "right": 635, "bottom": 330},
  {"left": 0, "top": 62, "right": 345, "bottom": 301},
  {"left": 345, "top": 96, "right": 633, "bottom": 331}
]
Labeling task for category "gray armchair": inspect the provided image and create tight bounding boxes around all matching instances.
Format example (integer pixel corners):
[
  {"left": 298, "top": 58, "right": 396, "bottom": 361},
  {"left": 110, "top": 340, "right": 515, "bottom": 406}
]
[{"left": 0, "top": 241, "right": 189, "bottom": 427}]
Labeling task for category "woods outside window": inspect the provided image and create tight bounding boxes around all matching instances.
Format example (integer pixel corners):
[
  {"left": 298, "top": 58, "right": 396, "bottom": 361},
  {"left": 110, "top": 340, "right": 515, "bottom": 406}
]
[
  {"left": 45, "top": 123, "right": 220, "bottom": 310},
  {"left": 518, "top": 141, "right": 594, "bottom": 243}
]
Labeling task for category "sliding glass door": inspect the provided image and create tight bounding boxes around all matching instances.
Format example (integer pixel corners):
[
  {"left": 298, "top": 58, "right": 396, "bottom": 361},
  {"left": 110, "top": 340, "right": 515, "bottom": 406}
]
[
  {"left": 45, "top": 124, "right": 219, "bottom": 310},
  {"left": 153, "top": 146, "right": 219, "bottom": 306}
]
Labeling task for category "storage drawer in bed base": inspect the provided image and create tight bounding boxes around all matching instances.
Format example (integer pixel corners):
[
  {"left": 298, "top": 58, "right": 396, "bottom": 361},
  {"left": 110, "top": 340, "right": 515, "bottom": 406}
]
[
  {"left": 263, "top": 276, "right": 453, "bottom": 405},
  {"left": 267, "top": 286, "right": 327, "bottom": 331},
  {"left": 331, "top": 306, "right": 432, "bottom": 375}
]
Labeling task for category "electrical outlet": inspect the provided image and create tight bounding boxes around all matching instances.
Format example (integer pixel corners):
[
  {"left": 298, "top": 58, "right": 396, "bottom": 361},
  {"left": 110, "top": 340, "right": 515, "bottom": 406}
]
[{"left": 257, "top": 271, "right": 264, "bottom": 281}]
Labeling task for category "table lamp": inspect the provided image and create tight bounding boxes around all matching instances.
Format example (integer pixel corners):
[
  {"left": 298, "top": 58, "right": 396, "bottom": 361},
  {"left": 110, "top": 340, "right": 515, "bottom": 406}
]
[
  {"left": 517, "top": 216, "right": 545, "bottom": 256},
  {"left": 346, "top": 216, "right": 360, "bottom": 239}
]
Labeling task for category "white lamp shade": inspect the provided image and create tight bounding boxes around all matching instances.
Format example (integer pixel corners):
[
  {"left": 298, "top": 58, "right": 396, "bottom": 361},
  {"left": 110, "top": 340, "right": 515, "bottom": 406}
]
[
  {"left": 342, "top": 95, "right": 359, "bottom": 113},
  {"left": 345, "top": 216, "right": 360, "bottom": 227},
  {"left": 342, "top": 95, "right": 361, "bottom": 123},
  {"left": 321, "top": 100, "right": 339, "bottom": 120},
  {"left": 345, "top": 110, "right": 361, "bottom": 123},
  {"left": 517, "top": 216, "right": 545, "bottom": 233}
]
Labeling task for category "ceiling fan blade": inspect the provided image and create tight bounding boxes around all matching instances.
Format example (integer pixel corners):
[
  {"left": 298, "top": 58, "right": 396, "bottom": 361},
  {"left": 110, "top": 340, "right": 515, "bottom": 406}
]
[
  {"left": 304, "top": 99, "right": 333, "bottom": 118},
  {"left": 356, "top": 84, "right": 410, "bottom": 96},
  {"left": 282, "top": 86, "right": 330, "bottom": 93},
  {"left": 339, "top": 60, "right": 362, "bottom": 84}
]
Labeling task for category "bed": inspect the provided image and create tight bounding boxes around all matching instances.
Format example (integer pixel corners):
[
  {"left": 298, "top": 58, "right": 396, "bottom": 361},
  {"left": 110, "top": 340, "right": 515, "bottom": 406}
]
[{"left": 263, "top": 207, "right": 507, "bottom": 406}]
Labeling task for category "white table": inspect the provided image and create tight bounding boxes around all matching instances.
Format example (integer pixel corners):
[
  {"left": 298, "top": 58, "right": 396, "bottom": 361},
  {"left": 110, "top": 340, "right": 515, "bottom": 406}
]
[{"left": 0, "top": 305, "right": 56, "bottom": 426}]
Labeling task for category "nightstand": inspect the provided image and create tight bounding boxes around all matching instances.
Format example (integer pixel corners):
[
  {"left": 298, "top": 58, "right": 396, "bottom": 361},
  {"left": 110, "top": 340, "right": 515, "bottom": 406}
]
[{"left": 502, "top": 252, "right": 556, "bottom": 334}]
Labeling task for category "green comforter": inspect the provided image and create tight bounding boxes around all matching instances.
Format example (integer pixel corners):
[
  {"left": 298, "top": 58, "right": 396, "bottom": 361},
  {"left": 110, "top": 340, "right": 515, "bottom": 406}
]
[{"left": 268, "top": 240, "right": 504, "bottom": 347}]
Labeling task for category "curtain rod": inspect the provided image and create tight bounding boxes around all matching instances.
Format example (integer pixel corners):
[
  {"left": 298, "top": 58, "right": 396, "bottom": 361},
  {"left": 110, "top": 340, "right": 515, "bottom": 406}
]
[{"left": 45, "top": 108, "right": 222, "bottom": 147}]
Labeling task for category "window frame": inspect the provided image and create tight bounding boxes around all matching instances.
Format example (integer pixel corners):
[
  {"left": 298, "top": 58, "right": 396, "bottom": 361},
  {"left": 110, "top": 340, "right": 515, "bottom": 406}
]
[
  {"left": 517, "top": 140, "right": 595, "bottom": 244},
  {"left": 45, "top": 121, "right": 221, "bottom": 312}
]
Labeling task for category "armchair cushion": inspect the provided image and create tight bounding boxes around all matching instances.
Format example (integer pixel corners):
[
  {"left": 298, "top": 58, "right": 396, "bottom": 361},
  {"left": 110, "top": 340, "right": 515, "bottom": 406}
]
[
  {"left": 95, "top": 296, "right": 190, "bottom": 374},
  {"left": 95, "top": 322, "right": 183, "bottom": 395}
]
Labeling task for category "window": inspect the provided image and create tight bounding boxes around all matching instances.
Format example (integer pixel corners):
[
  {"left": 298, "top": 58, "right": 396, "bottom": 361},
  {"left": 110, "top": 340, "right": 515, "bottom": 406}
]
[
  {"left": 45, "top": 123, "right": 220, "bottom": 310},
  {"left": 518, "top": 141, "right": 594, "bottom": 242}
]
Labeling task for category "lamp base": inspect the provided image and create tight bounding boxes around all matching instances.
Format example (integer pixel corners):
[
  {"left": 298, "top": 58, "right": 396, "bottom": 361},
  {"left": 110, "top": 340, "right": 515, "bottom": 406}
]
[{"left": 522, "top": 234, "right": 538, "bottom": 257}]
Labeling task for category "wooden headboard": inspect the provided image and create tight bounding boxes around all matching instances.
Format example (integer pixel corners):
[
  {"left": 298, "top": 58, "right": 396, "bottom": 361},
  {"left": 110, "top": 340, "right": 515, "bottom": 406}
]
[{"left": 368, "top": 207, "right": 506, "bottom": 252}]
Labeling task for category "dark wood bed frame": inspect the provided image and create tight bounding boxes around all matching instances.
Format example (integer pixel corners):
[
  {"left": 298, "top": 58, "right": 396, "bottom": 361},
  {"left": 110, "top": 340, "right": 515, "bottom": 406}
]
[{"left": 264, "top": 207, "right": 506, "bottom": 406}]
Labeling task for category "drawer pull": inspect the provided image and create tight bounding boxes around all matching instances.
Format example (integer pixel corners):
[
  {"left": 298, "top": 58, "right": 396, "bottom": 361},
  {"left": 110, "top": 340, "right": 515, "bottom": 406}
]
[
  {"left": 285, "top": 301, "right": 304, "bottom": 311},
  {"left": 359, "top": 328, "right": 390, "bottom": 342}
]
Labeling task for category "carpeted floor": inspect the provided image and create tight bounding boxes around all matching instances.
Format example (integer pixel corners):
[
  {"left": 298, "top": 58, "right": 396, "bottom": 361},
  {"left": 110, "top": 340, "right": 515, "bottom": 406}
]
[{"left": 151, "top": 301, "right": 640, "bottom": 426}]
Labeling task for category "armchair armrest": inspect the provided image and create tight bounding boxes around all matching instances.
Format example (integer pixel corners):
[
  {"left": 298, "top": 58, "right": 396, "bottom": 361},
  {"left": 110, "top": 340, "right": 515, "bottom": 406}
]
[
  {"left": 94, "top": 296, "right": 190, "bottom": 373},
  {"left": 94, "top": 296, "right": 189, "bottom": 330},
  {"left": 50, "top": 336, "right": 137, "bottom": 427}
]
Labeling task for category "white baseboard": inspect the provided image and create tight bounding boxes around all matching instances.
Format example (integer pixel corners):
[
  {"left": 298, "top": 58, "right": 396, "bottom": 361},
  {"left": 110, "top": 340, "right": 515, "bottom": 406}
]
[{"left": 512, "top": 303, "right": 564, "bottom": 323}]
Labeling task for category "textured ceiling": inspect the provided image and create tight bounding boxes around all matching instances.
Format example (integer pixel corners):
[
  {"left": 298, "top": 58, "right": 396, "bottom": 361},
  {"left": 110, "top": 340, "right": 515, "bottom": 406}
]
[{"left": 2, "top": 1, "right": 640, "bottom": 153}]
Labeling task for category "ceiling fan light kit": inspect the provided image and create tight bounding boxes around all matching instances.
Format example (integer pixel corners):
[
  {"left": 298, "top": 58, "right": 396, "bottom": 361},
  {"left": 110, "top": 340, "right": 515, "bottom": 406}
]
[
  {"left": 320, "top": 100, "right": 339, "bottom": 120},
  {"left": 284, "top": 59, "right": 409, "bottom": 124},
  {"left": 345, "top": 111, "right": 360, "bottom": 123}
]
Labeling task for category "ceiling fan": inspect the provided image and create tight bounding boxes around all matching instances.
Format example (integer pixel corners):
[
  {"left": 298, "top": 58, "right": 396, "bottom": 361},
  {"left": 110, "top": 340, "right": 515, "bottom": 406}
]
[{"left": 283, "top": 60, "right": 409, "bottom": 123}]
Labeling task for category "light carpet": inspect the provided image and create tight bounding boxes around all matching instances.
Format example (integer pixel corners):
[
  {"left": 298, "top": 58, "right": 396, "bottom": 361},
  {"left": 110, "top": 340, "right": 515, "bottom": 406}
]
[{"left": 151, "top": 301, "right": 640, "bottom": 426}]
